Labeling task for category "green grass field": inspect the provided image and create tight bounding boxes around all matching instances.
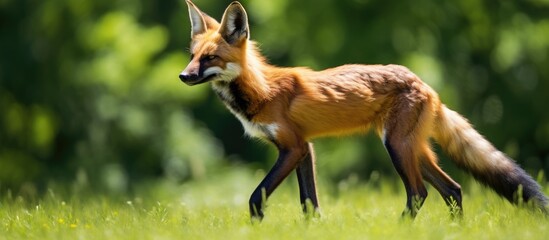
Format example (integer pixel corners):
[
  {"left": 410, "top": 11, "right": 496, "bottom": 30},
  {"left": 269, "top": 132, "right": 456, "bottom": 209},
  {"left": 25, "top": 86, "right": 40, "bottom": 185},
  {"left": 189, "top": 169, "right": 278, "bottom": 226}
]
[{"left": 1, "top": 169, "right": 548, "bottom": 239}]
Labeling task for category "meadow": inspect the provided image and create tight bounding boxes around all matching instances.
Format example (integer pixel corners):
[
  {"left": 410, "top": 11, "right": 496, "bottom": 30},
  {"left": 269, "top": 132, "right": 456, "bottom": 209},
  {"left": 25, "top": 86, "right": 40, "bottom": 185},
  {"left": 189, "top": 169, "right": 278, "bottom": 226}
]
[
  {"left": 1, "top": 169, "right": 548, "bottom": 240},
  {"left": 2, "top": 1, "right": 549, "bottom": 239}
]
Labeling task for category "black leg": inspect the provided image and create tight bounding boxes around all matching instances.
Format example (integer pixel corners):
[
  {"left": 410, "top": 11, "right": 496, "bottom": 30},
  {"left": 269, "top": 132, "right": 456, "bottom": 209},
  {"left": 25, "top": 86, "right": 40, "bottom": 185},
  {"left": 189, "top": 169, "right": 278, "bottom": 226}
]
[
  {"left": 420, "top": 161, "right": 463, "bottom": 218},
  {"left": 296, "top": 142, "right": 320, "bottom": 215},
  {"left": 384, "top": 141, "right": 428, "bottom": 218},
  {"left": 249, "top": 145, "right": 308, "bottom": 220}
]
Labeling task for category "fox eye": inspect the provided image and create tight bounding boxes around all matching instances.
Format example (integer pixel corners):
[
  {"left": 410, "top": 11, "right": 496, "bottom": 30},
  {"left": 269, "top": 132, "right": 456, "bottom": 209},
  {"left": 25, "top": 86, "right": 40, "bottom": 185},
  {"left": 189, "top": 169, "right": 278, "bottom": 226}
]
[{"left": 202, "top": 55, "right": 218, "bottom": 61}]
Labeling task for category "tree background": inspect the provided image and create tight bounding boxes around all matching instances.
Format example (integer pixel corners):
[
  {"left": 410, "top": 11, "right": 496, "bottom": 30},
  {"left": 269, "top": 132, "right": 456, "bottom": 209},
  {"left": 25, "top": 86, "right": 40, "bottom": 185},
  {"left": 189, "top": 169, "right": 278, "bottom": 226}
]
[{"left": 1, "top": 0, "right": 549, "bottom": 194}]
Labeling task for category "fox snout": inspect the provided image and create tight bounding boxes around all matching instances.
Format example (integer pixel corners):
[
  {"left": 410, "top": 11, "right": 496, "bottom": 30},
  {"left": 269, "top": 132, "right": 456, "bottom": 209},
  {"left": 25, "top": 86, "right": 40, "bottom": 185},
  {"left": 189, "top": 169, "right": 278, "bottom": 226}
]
[
  {"left": 179, "top": 61, "right": 208, "bottom": 86},
  {"left": 179, "top": 70, "right": 200, "bottom": 85}
]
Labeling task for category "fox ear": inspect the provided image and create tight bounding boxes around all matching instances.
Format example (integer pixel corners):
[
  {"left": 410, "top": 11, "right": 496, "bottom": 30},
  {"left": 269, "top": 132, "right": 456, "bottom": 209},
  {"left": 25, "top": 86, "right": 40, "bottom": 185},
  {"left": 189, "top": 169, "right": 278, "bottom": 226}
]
[
  {"left": 218, "top": 1, "right": 249, "bottom": 45},
  {"left": 186, "top": 0, "right": 207, "bottom": 37}
]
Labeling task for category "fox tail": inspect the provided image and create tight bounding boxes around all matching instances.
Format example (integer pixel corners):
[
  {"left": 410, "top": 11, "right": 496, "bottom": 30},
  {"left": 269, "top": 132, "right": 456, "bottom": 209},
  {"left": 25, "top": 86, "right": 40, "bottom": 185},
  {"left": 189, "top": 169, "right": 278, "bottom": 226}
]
[{"left": 434, "top": 105, "right": 548, "bottom": 210}]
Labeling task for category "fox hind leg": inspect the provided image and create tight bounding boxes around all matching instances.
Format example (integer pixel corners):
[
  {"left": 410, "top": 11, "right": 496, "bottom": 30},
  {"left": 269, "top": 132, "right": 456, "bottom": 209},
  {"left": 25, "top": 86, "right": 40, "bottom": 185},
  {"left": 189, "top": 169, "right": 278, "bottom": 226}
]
[
  {"left": 382, "top": 95, "right": 436, "bottom": 218},
  {"left": 384, "top": 139, "right": 428, "bottom": 218},
  {"left": 418, "top": 144, "right": 463, "bottom": 217}
]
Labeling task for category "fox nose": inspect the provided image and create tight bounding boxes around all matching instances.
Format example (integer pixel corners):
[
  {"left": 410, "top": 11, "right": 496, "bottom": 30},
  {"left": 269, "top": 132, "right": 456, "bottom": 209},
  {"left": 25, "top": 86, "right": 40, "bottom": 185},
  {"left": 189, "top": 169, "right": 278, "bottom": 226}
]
[{"left": 179, "top": 72, "right": 199, "bottom": 82}]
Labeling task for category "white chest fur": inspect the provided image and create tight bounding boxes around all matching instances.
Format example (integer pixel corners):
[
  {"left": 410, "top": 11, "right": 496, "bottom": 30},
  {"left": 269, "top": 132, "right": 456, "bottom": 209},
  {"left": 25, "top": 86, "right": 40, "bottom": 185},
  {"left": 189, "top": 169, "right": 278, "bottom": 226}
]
[
  {"left": 234, "top": 114, "right": 279, "bottom": 139},
  {"left": 211, "top": 78, "right": 278, "bottom": 140}
]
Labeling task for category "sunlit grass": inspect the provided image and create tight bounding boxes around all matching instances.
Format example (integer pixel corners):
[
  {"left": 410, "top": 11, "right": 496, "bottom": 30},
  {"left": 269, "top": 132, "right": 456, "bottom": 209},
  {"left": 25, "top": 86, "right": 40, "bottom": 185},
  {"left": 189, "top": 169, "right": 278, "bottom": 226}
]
[{"left": 1, "top": 169, "right": 548, "bottom": 239}]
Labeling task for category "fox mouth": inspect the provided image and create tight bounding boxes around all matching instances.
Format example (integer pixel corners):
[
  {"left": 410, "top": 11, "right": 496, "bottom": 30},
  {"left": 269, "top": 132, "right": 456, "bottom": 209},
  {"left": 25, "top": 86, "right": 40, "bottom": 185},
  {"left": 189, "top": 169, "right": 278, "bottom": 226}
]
[{"left": 181, "top": 73, "right": 219, "bottom": 86}]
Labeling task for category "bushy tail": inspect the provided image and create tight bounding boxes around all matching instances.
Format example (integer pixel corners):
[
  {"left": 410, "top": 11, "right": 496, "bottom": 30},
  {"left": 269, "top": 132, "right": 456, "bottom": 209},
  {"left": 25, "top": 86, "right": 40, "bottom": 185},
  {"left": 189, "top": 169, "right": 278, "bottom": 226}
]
[{"left": 434, "top": 105, "right": 548, "bottom": 210}]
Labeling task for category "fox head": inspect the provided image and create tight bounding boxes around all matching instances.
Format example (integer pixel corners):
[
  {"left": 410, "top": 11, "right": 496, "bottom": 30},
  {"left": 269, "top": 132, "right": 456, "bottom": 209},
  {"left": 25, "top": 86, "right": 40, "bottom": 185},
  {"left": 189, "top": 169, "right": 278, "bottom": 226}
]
[{"left": 179, "top": 1, "right": 249, "bottom": 86}]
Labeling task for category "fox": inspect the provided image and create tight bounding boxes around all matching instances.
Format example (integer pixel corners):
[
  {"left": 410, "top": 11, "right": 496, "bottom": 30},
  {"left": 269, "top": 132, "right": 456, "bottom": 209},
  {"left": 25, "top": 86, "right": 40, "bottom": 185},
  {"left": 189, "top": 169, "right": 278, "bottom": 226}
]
[{"left": 178, "top": 0, "right": 548, "bottom": 220}]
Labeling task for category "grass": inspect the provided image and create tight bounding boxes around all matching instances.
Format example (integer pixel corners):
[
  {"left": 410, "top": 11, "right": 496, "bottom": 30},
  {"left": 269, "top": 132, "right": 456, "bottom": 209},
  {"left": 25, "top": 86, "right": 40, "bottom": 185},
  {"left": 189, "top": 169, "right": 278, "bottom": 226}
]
[{"left": 1, "top": 169, "right": 548, "bottom": 239}]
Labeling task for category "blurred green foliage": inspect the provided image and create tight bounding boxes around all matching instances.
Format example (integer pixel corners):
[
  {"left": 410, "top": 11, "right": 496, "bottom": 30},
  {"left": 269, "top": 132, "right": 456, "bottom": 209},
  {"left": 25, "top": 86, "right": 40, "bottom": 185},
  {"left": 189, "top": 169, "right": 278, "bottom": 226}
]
[{"left": 1, "top": 0, "right": 549, "bottom": 194}]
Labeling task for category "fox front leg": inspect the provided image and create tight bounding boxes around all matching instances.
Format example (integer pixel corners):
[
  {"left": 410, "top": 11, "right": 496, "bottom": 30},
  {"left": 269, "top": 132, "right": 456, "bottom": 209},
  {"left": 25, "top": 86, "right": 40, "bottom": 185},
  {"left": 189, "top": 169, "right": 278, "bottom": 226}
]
[
  {"left": 296, "top": 142, "right": 320, "bottom": 216},
  {"left": 249, "top": 143, "right": 309, "bottom": 220}
]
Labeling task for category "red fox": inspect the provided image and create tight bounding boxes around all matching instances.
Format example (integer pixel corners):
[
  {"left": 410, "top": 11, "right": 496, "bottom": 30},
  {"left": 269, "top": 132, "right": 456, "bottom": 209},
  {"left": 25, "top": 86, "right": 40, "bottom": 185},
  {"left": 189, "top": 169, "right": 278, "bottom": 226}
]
[{"left": 179, "top": 0, "right": 548, "bottom": 219}]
